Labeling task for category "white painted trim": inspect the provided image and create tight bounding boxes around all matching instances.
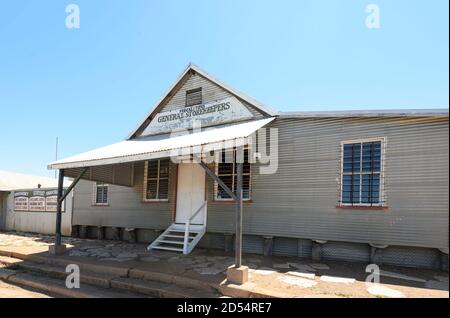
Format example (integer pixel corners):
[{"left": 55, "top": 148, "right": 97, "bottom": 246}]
[
  {"left": 92, "top": 182, "right": 109, "bottom": 206},
  {"left": 142, "top": 159, "right": 170, "bottom": 202},
  {"left": 339, "top": 137, "right": 386, "bottom": 207},
  {"left": 213, "top": 148, "right": 252, "bottom": 201}
]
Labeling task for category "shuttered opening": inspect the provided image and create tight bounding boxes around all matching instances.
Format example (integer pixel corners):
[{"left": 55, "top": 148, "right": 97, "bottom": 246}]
[{"left": 185, "top": 87, "right": 203, "bottom": 107}]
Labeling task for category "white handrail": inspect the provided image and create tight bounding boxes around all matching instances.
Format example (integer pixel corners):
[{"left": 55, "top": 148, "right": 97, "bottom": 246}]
[{"left": 183, "top": 201, "right": 207, "bottom": 254}]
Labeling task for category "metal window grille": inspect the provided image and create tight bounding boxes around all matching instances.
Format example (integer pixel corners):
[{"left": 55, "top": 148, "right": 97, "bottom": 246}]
[
  {"left": 215, "top": 148, "right": 251, "bottom": 200},
  {"left": 339, "top": 138, "right": 386, "bottom": 206}
]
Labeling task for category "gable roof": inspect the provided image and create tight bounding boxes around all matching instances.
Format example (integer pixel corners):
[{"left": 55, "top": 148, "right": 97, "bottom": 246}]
[{"left": 127, "top": 63, "right": 279, "bottom": 139}]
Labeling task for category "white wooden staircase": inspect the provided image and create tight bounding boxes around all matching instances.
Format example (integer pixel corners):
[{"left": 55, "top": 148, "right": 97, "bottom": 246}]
[{"left": 148, "top": 201, "right": 207, "bottom": 254}]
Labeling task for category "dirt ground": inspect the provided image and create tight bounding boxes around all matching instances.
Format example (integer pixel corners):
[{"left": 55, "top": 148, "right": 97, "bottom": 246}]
[
  {"left": 0, "top": 231, "right": 448, "bottom": 298},
  {"left": 0, "top": 279, "right": 51, "bottom": 298}
]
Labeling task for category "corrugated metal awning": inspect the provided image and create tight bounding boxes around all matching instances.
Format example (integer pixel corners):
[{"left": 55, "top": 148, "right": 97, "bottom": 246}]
[{"left": 48, "top": 118, "right": 275, "bottom": 170}]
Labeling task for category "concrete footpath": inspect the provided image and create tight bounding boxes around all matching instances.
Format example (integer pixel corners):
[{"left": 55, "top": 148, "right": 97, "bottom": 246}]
[{"left": 0, "top": 232, "right": 448, "bottom": 298}]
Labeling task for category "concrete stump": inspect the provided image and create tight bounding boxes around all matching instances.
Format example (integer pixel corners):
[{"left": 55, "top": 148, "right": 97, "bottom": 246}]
[
  {"left": 441, "top": 251, "right": 449, "bottom": 272},
  {"left": 125, "top": 228, "right": 137, "bottom": 243},
  {"left": 224, "top": 233, "right": 234, "bottom": 253},
  {"left": 97, "top": 226, "right": 105, "bottom": 240},
  {"left": 48, "top": 244, "right": 67, "bottom": 255},
  {"left": 79, "top": 225, "right": 88, "bottom": 239},
  {"left": 263, "top": 236, "right": 274, "bottom": 257},
  {"left": 311, "top": 241, "right": 323, "bottom": 261},
  {"left": 71, "top": 225, "right": 79, "bottom": 238},
  {"left": 111, "top": 227, "right": 121, "bottom": 241},
  {"left": 227, "top": 265, "right": 248, "bottom": 285},
  {"left": 370, "top": 246, "right": 383, "bottom": 265}
]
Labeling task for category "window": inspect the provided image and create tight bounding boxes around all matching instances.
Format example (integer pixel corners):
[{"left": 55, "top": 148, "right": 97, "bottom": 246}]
[
  {"left": 144, "top": 159, "right": 169, "bottom": 201},
  {"left": 215, "top": 149, "right": 251, "bottom": 201},
  {"left": 94, "top": 183, "right": 108, "bottom": 205},
  {"left": 340, "top": 139, "right": 385, "bottom": 206},
  {"left": 185, "top": 88, "right": 202, "bottom": 107}
]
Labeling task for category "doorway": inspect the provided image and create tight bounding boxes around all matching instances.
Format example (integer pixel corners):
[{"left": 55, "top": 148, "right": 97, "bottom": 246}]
[{"left": 175, "top": 163, "right": 206, "bottom": 225}]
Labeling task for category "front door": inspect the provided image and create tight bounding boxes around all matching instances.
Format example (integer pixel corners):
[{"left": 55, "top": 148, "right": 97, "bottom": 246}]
[{"left": 175, "top": 163, "right": 206, "bottom": 225}]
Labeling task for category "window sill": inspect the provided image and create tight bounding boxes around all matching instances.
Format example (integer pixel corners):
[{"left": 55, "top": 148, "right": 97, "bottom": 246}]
[
  {"left": 92, "top": 204, "right": 110, "bottom": 207},
  {"left": 211, "top": 200, "right": 253, "bottom": 205},
  {"left": 336, "top": 205, "right": 388, "bottom": 211},
  {"left": 141, "top": 200, "right": 169, "bottom": 204}
]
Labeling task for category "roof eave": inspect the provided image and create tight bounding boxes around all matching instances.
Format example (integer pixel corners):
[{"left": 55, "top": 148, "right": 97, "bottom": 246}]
[{"left": 126, "top": 63, "right": 279, "bottom": 140}]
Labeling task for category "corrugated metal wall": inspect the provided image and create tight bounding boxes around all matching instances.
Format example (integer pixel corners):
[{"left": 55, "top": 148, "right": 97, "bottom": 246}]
[
  {"left": 72, "top": 161, "right": 176, "bottom": 229},
  {"left": 69, "top": 73, "right": 448, "bottom": 268},
  {"left": 206, "top": 117, "right": 449, "bottom": 250},
  {"left": 0, "top": 193, "right": 6, "bottom": 230},
  {"left": 4, "top": 190, "right": 73, "bottom": 236},
  {"left": 72, "top": 116, "right": 448, "bottom": 254}
]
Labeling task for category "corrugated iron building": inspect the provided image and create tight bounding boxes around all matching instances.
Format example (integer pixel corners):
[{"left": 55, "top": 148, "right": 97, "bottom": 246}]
[{"left": 49, "top": 64, "right": 449, "bottom": 269}]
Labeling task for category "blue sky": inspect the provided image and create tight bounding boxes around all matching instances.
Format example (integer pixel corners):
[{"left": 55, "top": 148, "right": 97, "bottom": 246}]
[{"left": 0, "top": 0, "right": 448, "bottom": 177}]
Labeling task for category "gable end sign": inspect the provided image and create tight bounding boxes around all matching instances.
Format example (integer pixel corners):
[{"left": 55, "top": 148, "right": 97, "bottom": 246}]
[{"left": 143, "top": 96, "right": 254, "bottom": 135}]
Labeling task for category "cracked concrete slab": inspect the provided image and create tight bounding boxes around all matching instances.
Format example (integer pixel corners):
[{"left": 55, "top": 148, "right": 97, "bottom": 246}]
[
  {"left": 277, "top": 276, "right": 318, "bottom": 288},
  {"left": 288, "top": 263, "right": 316, "bottom": 272},
  {"left": 286, "top": 271, "right": 316, "bottom": 280},
  {"left": 367, "top": 284, "right": 405, "bottom": 298},
  {"left": 253, "top": 268, "right": 276, "bottom": 276},
  {"left": 380, "top": 270, "right": 426, "bottom": 283},
  {"left": 310, "top": 263, "right": 330, "bottom": 270},
  {"left": 320, "top": 275, "right": 355, "bottom": 284},
  {"left": 273, "top": 263, "right": 291, "bottom": 269}
]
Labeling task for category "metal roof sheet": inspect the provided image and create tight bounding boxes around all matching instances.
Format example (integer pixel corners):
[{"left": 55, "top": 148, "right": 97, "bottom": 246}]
[
  {"left": 49, "top": 118, "right": 275, "bottom": 170},
  {"left": 0, "top": 171, "right": 69, "bottom": 191},
  {"left": 280, "top": 108, "right": 448, "bottom": 118}
]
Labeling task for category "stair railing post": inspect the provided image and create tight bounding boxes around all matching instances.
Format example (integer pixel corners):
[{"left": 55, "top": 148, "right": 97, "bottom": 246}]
[
  {"left": 203, "top": 201, "right": 207, "bottom": 229},
  {"left": 183, "top": 219, "right": 190, "bottom": 254}
]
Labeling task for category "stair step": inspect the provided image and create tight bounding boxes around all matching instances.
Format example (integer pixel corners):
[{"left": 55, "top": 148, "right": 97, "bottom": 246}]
[
  {"left": 164, "top": 234, "right": 196, "bottom": 239},
  {"left": 17, "top": 262, "right": 115, "bottom": 289},
  {"left": 151, "top": 246, "right": 183, "bottom": 252},
  {"left": 110, "top": 277, "right": 216, "bottom": 298},
  {"left": 1, "top": 251, "right": 222, "bottom": 297},
  {"left": 157, "top": 240, "right": 185, "bottom": 245},
  {"left": 5, "top": 271, "right": 145, "bottom": 298},
  {"left": 0, "top": 255, "right": 23, "bottom": 267},
  {"left": 168, "top": 230, "right": 200, "bottom": 235}
]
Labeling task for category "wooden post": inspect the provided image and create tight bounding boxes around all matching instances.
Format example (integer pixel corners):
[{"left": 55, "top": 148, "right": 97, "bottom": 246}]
[
  {"left": 235, "top": 161, "right": 243, "bottom": 268},
  {"left": 55, "top": 169, "right": 64, "bottom": 246}
]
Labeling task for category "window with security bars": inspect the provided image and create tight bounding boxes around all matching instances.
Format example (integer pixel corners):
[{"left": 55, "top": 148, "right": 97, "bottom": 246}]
[
  {"left": 94, "top": 183, "right": 108, "bottom": 205},
  {"left": 144, "top": 159, "right": 169, "bottom": 201},
  {"left": 185, "top": 88, "right": 202, "bottom": 107},
  {"left": 215, "top": 149, "right": 251, "bottom": 201},
  {"left": 340, "top": 139, "right": 385, "bottom": 206}
]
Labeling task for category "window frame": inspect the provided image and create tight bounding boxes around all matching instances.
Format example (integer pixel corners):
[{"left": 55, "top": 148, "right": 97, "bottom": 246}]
[
  {"left": 339, "top": 137, "right": 386, "bottom": 207},
  {"left": 143, "top": 159, "right": 170, "bottom": 202},
  {"left": 93, "top": 183, "right": 109, "bottom": 206},
  {"left": 214, "top": 148, "right": 252, "bottom": 202}
]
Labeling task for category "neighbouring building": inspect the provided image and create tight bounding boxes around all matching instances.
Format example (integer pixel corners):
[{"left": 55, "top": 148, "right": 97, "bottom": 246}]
[
  {"left": 48, "top": 64, "right": 449, "bottom": 270},
  {"left": 0, "top": 171, "right": 72, "bottom": 235}
]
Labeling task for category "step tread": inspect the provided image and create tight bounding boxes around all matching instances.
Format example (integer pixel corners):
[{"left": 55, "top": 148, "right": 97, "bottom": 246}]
[
  {"left": 157, "top": 240, "right": 185, "bottom": 245},
  {"left": 18, "top": 261, "right": 117, "bottom": 279},
  {"left": 150, "top": 246, "right": 183, "bottom": 252},
  {"left": 164, "top": 234, "right": 195, "bottom": 239},
  {"left": 7, "top": 272, "right": 145, "bottom": 298},
  {"left": 0, "top": 255, "right": 23, "bottom": 266},
  {"left": 111, "top": 277, "right": 217, "bottom": 298}
]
